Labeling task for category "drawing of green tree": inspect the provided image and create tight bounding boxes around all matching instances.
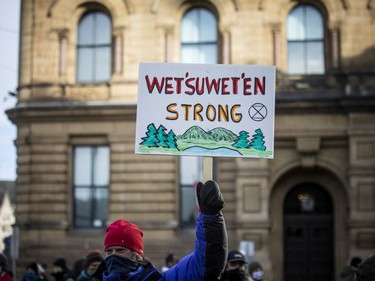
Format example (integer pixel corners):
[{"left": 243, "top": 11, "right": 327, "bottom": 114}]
[
  {"left": 249, "top": 128, "right": 266, "bottom": 151},
  {"left": 140, "top": 123, "right": 159, "bottom": 147},
  {"left": 166, "top": 130, "right": 178, "bottom": 149},
  {"left": 156, "top": 125, "right": 168, "bottom": 148},
  {"left": 232, "top": 131, "right": 250, "bottom": 148}
]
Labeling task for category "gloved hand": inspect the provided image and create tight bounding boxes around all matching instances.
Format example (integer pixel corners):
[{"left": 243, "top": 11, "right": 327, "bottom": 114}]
[{"left": 196, "top": 180, "right": 225, "bottom": 215}]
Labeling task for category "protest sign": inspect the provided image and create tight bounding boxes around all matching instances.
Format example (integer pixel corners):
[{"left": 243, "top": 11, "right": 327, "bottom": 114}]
[{"left": 135, "top": 62, "right": 276, "bottom": 158}]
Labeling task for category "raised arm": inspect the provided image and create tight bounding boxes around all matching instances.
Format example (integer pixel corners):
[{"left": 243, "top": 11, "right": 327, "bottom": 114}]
[{"left": 163, "top": 180, "right": 228, "bottom": 281}]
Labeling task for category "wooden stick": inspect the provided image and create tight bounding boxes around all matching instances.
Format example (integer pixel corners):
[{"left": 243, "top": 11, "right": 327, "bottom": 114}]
[{"left": 203, "top": 157, "right": 213, "bottom": 182}]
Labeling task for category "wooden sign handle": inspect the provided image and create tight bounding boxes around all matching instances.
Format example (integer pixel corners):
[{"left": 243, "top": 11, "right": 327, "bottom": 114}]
[{"left": 203, "top": 157, "right": 213, "bottom": 182}]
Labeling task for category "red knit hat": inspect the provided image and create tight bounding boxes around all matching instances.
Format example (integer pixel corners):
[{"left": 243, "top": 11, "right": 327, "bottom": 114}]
[{"left": 104, "top": 219, "right": 144, "bottom": 256}]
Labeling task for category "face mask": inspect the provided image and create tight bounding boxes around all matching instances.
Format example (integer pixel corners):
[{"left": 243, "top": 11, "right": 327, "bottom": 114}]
[
  {"left": 252, "top": 270, "right": 264, "bottom": 280},
  {"left": 86, "top": 266, "right": 97, "bottom": 277},
  {"left": 105, "top": 255, "right": 139, "bottom": 276},
  {"left": 226, "top": 268, "right": 246, "bottom": 281}
]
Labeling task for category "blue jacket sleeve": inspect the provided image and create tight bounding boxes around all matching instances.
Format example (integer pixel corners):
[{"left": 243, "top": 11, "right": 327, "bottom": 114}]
[{"left": 162, "top": 211, "right": 227, "bottom": 281}]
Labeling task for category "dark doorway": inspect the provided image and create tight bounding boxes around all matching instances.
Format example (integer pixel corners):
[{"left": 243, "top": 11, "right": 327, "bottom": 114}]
[{"left": 283, "top": 183, "right": 334, "bottom": 281}]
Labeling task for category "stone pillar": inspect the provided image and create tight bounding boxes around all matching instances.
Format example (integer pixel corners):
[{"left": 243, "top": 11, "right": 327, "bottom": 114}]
[
  {"left": 271, "top": 23, "right": 281, "bottom": 69},
  {"left": 222, "top": 29, "right": 231, "bottom": 64},
  {"left": 164, "top": 27, "right": 174, "bottom": 62},
  {"left": 330, "top": 26, "right": 340, "bottom": 69},
  {"left": 113, "top": 28, "right": 123, "bottom": 74},
  {"left": 57, "top": 29, "right": 69, "bottom": 76}
]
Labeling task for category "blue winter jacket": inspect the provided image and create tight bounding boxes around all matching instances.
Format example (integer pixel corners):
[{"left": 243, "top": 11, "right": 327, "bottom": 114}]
[{"left": 94, "top": 211, "right": 227, "bottom": 281}]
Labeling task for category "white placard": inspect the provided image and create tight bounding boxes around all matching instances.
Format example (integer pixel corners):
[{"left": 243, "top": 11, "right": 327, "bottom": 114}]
[{"left": 135, "top": 62, "right": 276, "bottom": 158}]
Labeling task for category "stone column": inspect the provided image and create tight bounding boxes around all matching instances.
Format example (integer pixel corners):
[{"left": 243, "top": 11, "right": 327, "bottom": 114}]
[
  {"left": 329, "top": 26, "right": 340, "bottom": 69},
  {"left": 164, "top": 27, "right": 174, "bottom": 62},
  {"left": 222, "top": 29, "right": 231, "bottom": 64},
  {"left": 271, "top": 23, "right": 281, "bottom": 69},
  {"left": 113, "top": 28, "right": 123, "bottom": 74},
  {"left": 57, "top": 29, "right": 68, "bottom": 76}
]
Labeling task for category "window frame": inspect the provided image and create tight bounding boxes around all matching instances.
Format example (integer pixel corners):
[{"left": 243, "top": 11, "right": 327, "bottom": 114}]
[
  {"left": 286, "top": 4, "right": 326, "bottom": 75},
  {"left": 72, "top": 145, "right": 110, "bottom": 229},
  {"left": 76, "top": 10, "right": 112, "bottom": 84}
]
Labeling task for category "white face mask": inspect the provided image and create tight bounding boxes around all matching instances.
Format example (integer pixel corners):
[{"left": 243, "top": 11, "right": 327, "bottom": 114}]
[{"left": 252, "top": 271, "right": 264, "bottom": 280}]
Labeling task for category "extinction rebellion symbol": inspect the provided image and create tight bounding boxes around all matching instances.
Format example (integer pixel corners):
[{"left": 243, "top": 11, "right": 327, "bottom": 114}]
[{"left": 248, "top": 103, "right": 267, "bottom": 121}]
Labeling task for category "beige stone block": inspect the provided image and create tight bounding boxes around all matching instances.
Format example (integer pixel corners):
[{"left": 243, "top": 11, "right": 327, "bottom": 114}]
[
  {"left": 31, "top": 143, "right": 67, "bottom": 153},
  {"left": 30, "top": 173, "right": 67, "bottom": 183},
  {"left": 357, "top": 232, "right": 375, "bottom": 249},
  {"left": 30, "top": 163, "right": 67, "bottom": 173},
  {"left": 357, "top": 183, "right": 375, "bottom": 211},
  {"left": 109, "top": 212, "right": 175, "bottom": 223},
  {"left": 29, "top": 203, "right": 67, "bottom": 212},
  {"left": 110, "top": 202, "right": 174, "bottom": 213},
  {"left": 111, "top": 172, "right": 175, "bottom": 182},
  {"left": 32, "top": 153, "right": 67, "bottom": 163},
  {"left": 112, "top": 162, "right": 175, "bottom": 173}
]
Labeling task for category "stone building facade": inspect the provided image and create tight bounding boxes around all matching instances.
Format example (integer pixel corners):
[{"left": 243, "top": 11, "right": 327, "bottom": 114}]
[{"left": 6, "top": 0, "right": 375, "bottom": 280}]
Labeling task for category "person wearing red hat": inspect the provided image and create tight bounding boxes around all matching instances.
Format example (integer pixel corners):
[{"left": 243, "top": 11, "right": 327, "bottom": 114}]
[{"left": 92, "top": 180, "right": 228, "bottom": 281}]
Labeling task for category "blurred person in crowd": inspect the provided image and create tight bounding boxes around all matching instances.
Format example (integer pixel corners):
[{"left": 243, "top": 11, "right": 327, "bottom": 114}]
[
  {"left": 76, "top": 250, "right": 103, "bottom": 281},
  {"left": 161, "top": 254, "right": 179, "bottom": 273},
  {"left": 0, "top": 253, "right": 12, "bottom": 281},
  {"left": 23, "top": 262, "right": 48, "bottom": 281},
  {"left": 248, "top": 261, "right": 265, "bottom": 281},
  {"left": 354, "top": 254, "right": 375, "bottom": 281},
  {"left": 51, "top": 258, "right": 74, "bottom": 281},
  {"left": 340, "top": 256, "right": 362, "bottom": 281},
  {"left": 219, "top": 250, "right": 248, "bottom": 281},
  {"left": 72, "top": 259, "right": 85, "bottom": 280}
]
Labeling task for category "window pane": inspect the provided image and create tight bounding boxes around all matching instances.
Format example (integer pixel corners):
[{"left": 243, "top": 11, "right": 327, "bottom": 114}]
[
  {"left": 74, "top": 187, "right": 91, "bottom": 227},
  {"left": 73, "top": 145, "right": 109, "bottom": 228},
  {"left": 288, "top": 42, "right": 305, "bottom": 74},
  {"left": 306, "top": 7, "right": 323, "bottom": 39},
  {"left": 181, "top": 186, "right": 196, "bottom": 225},
  {"left": 93, "top": 146, "right": 110, "bottom": 185},
  {"left": 181, "top": 9, "right": 199, "bottom": 43},
  {"left": 307, "top": 42, "right": 324, "bottom": 74},
  {"left": 95, "top": 13, "right": 111, "bottom": 44},
  {"left": 74, "top": 147, "right": 92, "bottom": 185},
  {"left": 287, "top": 7, "right": 305, "bottom": 40},
  {"left": 94, "top": 47, "right": 111, "bottom": 82},
  {"left": 287, "top": 5, "right": 325, "bottom": 75},
  {"left": 77, "top": 11, "right": 112, "bottom": 83},
  {"left": 180, "top": 156, "right": 202, "bottom": 185},
  {"left": 78, "top": 14, "right": 94, "bottom": 45},
  {"left": 181, "top": 45, "right": 200, "bottom": 63},
  {"left": 77, "top": 48, "right": 94, "bottom": 82},
  {"left": 199, "top": 9, "right": 217, "bottom": 42},
  {"left": 93, "top": 188, "right": 109, "bottom": 227},
  {"left": 200, "top": 44, "right": 217, "bottom": 64}
]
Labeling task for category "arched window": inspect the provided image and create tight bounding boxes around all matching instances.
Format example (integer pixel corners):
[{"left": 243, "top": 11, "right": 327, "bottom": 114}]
[
  {"left": 76, "top": 11, "right": 111, "bottom": 83},
  {"left": 180, "top": 7, "right": 218, "bottom": 64},
  {"left": 179, "top": 7, "right": 218, "bottom": 227},
  {"left": 287, "top": 5, "right": 325, "bottom": 74}
]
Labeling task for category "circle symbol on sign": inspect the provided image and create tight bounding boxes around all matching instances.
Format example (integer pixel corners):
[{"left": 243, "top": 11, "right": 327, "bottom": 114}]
[{"left": 248, "top": 103, "right": 267, "bottom": 121}]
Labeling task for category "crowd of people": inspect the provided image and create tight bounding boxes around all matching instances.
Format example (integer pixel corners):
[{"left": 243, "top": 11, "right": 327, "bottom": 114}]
[{"left": 0, "top": 180, "right": 374, "bottom": 281}]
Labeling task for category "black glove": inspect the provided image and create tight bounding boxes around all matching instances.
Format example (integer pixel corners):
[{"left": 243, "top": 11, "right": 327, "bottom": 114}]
[{"left": 196, "top": 180, "right": 225, "bottom": 215}]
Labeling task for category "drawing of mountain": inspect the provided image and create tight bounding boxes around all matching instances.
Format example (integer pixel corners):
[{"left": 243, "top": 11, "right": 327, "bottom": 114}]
[
  {"left": 179, "top": 126, "right": 213, "bottom": 140},
  {"left": 207, "top": 127, "right": 237, "bottom": 142},
  {"left": 178, "top": 126, "right": 238, "bottom": 142}
]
